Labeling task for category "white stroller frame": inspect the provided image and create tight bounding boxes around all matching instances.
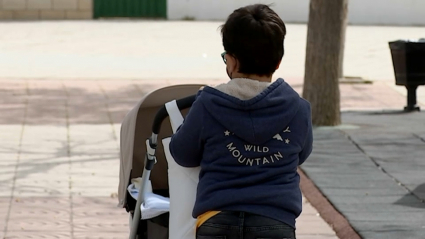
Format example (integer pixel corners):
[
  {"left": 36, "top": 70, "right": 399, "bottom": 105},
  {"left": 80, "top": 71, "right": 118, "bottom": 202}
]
[{"left": 118, "top": 85, "right": 204, "bottom": 239}]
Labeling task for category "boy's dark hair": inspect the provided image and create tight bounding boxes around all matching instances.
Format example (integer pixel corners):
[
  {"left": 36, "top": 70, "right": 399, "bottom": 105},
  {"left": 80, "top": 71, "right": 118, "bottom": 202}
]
[{"left": 221, "top": 4, "right": 286, "bottom": 77}]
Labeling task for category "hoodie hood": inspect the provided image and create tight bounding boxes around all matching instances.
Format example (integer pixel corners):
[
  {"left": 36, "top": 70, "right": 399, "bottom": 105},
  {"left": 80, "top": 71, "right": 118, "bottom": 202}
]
[{"left": 199, "top": 78, "right": 301, "bottom": 145}]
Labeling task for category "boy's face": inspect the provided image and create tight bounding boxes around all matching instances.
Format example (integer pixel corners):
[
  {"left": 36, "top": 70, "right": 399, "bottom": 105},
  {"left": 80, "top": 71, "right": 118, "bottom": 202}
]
[{"left": 223, "top": 53, "right": 238, "bottom": 80}]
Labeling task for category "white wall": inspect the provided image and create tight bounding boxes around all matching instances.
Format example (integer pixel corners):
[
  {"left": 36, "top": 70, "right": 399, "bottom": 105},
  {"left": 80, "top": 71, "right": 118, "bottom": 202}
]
[
  {"left": 348, "top": 0, "right": 425, "bottom": 26},
  {"left": 167, "top": 0, "right": 309, "bottom": 22},
  {"left": 167, "top": 0, "right": 425, "bottom": 26}
]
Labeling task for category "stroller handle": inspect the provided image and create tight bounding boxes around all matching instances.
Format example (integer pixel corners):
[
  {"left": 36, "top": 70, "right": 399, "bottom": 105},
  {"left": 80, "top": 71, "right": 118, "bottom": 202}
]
[{"left": 152, "top": 94, "right": 196, "bottom": 136}]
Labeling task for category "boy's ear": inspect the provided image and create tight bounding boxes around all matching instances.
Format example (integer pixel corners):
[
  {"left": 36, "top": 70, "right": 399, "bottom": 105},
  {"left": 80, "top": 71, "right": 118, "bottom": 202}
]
[{"left": 227, "top": 55, "right": 239, "bottom": 72}]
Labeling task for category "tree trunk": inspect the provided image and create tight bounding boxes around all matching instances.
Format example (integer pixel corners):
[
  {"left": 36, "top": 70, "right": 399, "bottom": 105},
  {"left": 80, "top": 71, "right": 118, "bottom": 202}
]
[
  {"left": 302, "top": 0, "right": 348, "bottom": 126},
  {"left": 338, "top": 4, "right": 348, "bottom": 79}
]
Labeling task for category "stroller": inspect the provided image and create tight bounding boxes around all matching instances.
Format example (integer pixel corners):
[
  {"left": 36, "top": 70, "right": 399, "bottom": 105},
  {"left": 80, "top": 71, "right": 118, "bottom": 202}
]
[{"left": 118, "top": 84, "right": 204, "bottom": 239}]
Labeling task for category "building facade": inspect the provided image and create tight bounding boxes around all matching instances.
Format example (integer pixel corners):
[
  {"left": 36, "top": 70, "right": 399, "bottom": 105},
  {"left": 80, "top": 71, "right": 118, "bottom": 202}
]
[
  {"left": 1, "top": 0, "right": 424, "bottom": 26},
  {"left": 0, "top": 0, "right": 92, "bottom": 20}
]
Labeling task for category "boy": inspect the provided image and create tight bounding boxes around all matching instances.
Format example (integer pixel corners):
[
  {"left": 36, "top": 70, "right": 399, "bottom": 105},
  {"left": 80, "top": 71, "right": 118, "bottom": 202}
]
[{"left": 170, "top": 4, "right": 312, "bottom": 239}]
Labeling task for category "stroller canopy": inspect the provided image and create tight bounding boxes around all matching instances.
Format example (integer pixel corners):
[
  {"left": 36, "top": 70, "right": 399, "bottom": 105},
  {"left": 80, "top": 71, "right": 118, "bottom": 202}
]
[{"left": 118, "top": 84, "right": 204, "bottom": 208}]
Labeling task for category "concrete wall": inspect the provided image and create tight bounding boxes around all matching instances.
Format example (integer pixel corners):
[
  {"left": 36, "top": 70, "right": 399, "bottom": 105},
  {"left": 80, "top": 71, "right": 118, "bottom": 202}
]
[
  {"left": 0, "top": 0, "right": 92, "bottom": 20},
  {"left": 167, "top": 0, "right": 309, "bottom": 22},
  {"left": 1, "top": 0, "right": 423, "bottom": 24},
  {"left": 167, "top": 0, "right": 425, "bottom": 26},
  {"left": 348, "top": 0, "right": 425, "bottom": 26}
]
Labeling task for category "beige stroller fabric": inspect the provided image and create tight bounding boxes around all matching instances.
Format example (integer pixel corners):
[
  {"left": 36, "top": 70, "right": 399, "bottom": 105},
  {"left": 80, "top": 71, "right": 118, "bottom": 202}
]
[{"left": 118, "top": 84, "right": 204, "bottom": 209}]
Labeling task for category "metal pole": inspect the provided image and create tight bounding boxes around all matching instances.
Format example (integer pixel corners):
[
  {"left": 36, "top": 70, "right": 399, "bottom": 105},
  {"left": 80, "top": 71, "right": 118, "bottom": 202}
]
[
  {"left": 129, "top": 139, "right": 157, "bottom": 239},
  {"left": 129, "top": 167, "right": 152, "bottom": 239},
  {"left": 405, "top": 85, "right": 420, "bottom": 111}
]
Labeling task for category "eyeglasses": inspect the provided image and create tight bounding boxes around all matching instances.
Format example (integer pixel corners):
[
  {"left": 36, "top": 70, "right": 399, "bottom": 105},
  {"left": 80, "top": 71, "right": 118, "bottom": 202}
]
[{"left": 221, "top": 51, "right": 227, "bottom": 64}]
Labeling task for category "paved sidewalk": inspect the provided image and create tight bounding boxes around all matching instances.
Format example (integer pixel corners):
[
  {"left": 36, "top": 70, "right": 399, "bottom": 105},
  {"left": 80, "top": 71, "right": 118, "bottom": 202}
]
[
  {"left": 0, "top": 78, "right": 338, "bottom": 239},
  {"left": 302, "top": 111, "right": 425, "bottom": 238}
]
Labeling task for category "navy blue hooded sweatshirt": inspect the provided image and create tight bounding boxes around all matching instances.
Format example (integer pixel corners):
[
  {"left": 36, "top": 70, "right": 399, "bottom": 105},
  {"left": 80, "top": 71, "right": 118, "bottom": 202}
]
[{"left": 170, "top": 78, "right": 313, "bottom": 228}]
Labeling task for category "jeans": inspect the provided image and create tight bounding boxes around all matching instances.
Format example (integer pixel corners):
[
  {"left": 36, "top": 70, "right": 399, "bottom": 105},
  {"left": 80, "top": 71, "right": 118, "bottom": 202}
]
[{"left": 196, "top": 211, "right": 296, "bottom": 239}]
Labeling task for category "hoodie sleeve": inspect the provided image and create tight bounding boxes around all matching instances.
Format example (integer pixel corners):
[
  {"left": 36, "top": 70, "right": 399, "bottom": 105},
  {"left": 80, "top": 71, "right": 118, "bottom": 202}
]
[
  {"left": 169, "top": 96, "right": 204, "bottom": 167},
  {"left": 299, "top": 103, "right": 313, "bottom": 165}
]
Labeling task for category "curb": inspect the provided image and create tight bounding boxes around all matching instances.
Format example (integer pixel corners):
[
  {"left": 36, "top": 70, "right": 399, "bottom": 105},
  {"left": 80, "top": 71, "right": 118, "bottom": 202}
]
[{"left": 299, "top": 168, "right": 362, "bottom": 239}]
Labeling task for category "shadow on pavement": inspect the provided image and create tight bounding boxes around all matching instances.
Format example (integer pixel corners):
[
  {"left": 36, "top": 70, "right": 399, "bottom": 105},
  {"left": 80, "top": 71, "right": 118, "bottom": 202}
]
[
  {"left": 349, "top": 109, "right": 421, "bottom": 115},
  {"left": 394, "top": 183, "right": 425, "bottom": 209},
  {"left": 0, "top": 81, "right": 159, "bottom": 125}
]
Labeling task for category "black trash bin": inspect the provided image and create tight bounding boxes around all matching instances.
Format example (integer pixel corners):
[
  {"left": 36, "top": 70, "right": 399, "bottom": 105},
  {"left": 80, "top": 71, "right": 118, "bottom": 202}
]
[{"left": 389, "top": 39, "right": 425, "bottom": 111}]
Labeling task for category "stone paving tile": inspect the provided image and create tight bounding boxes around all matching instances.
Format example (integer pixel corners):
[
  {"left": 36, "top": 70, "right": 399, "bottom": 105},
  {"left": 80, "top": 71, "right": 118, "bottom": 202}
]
[
  {"left": 0, "top": 197, "right": 11, "bottom": 218},
  {"left": 297, "top": 220, "right": 337, "bottom": 235},
  {"left": 67, "top": 102, "right": 109, "bottom": 124},
  {"left": 16, "top": 156, "right": 69, "bottom": 172},
  {"left": 133, "top": 81, "right": 171, "bottom": 94},
  {"left": 63, "top": 81, "right": 112, "bottom": 125},
  {"left": 12, "top": 185, "right": 68, "bottom": 198},
  {"left": 1, "top": 196, "right": 128, "bottom": 237},
  {"left": 10, "top": 196, "right": 70, "bottom": 207},
  {"left": 359, "top": 230, "right": 425, "bottom": 239},
  {"left": 24, "top": 80, "right": 67, "bottom": 125},
  {"left": 0, "top": 184, "right": 13, "bottom": 198},
  {"left": 348, "top": 219, "right": 425, "bottom": 238},
  {"left": 7, "top": 217, "right": 71, "bottom": 232},
  {"left": 0, "top": 125, "right": 23, "bottom": 151},
  {"left": 107, "top": 100, "right": 142, "bottom": 124},
  {"left": 72, "top": 197, "right": 128, "bottom": 233},
  {"left": 340, "top": 82, "right": 407, "bottom": 110},
  {"left": 113, "top": 124, "right": 121, "bottom": 144},
  {"left": 71, "top": 189, "right": 117, "bottom": 198},
  {"left": 63, "top": 81, "right": 105, "bottom": 96},
  {"left": 296, "top": 199, "right": 338, "bottom": 238},
  {"left": 298, "top": 208, "right": 336, "bottom": 235},
  {"left": 0, "top": 103, "right": 26, "bottom": 125},
  {"left": 72, "top": 232, "right": 127, "bottom": 239},
  {"left": 73, "top": 221, "right": 128, "bottom": 233},
  {"left": 18, "top": 151, "right": 68, "bottom": 166},
  {"left": 0, "top": 166, "right": 14, "bottom": 179},
  {"left": 69, "top": 131, "right": 117, "bottom": 152},
  {"left": 0, "top": 92, "right": 27, "bottom": 102},
  {"left": 19, "top": 126, "right": 67, "bottom": 154},
  {"left": 25, "top": 103, "right": 67, "bottom": 125},
  {"left": 98, "top": 81, "right": 148, "bottom": 99},
  {"left": 0, "top": 157, "right": 15, "bottom": 174},
  {"left": 69, "top": 144, "right": 118, "bottom": 158},
  {"left": 7, "top": 197, "right": 71, "bottom": 233},
  {"left": 14, "top": 175, "right": 69, "bottom": 194},
  {"left": 4, "top": 231, "right": 72, "bottom": 238}
]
